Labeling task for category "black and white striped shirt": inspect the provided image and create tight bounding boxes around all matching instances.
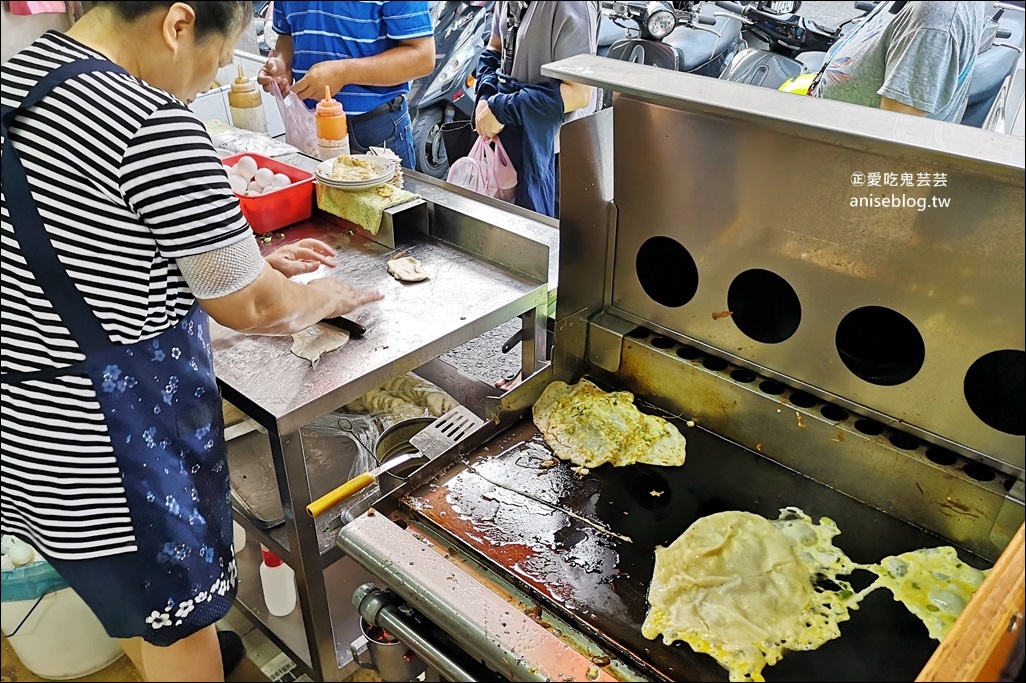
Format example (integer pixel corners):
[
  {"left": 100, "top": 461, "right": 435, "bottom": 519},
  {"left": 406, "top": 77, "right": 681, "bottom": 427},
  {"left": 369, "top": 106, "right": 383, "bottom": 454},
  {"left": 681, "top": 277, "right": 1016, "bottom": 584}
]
[{"left": 1, "top": 32, "right": 250, "bottom": 559}]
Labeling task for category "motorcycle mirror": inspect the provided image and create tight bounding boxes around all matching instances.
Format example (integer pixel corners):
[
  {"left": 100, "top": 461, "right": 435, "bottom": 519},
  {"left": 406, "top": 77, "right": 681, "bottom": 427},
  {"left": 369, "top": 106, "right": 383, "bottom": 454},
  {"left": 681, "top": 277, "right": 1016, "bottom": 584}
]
[{"left": 756, "top": 1, "right": 801, "bottom": 14}]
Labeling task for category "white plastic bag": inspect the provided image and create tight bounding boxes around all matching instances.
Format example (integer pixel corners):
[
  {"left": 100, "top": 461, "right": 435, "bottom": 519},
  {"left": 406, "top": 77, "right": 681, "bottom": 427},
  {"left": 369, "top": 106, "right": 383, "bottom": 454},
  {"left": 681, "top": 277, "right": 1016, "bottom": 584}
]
[
  {"left": 446, "top": 137, "right": 496, "bottom": 196},
  {"left": 269, "top": 78, "right": 318, "bottom": 157},
  {"left": 488, "top": 137, "right": 517, "bottom": 202},
  {"left": 446, "top": 137, "right": 517, "bottom": 201}
]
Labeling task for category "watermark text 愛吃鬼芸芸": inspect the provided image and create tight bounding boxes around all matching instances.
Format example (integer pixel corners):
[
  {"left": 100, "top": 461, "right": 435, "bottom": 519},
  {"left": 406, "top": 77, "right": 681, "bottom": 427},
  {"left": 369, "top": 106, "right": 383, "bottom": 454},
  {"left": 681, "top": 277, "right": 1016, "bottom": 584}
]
[{"left": 848, "top": 171, "right": 951, "bottom": 212}]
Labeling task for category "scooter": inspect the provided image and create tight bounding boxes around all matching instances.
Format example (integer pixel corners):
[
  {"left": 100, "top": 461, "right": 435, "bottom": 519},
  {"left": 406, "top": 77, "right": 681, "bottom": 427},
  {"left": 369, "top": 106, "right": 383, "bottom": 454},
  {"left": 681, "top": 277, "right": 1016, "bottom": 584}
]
[
  {"left": 409, "top": 1, "right": 495, "bottom": 179},
  {"left": 717, "top": 0, "right": 1025, "bottom": 133},
  {"left": 600, "top": 1, "right": 744, "bottom": 77}
]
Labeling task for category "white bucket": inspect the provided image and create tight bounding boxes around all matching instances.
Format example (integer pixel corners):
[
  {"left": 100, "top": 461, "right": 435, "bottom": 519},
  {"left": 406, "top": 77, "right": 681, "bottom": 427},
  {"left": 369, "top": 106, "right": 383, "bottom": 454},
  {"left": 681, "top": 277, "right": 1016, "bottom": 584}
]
[{"left": 1, "top": 586, "right": 123, "bottom": 680}]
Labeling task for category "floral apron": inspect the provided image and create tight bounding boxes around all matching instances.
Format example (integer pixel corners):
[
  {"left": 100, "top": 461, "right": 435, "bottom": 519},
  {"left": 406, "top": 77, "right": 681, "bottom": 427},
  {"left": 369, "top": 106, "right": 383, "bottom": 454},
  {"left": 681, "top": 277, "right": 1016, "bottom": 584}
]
[{"left": 1, "top": 59, "right": 237, "bottom": 646}]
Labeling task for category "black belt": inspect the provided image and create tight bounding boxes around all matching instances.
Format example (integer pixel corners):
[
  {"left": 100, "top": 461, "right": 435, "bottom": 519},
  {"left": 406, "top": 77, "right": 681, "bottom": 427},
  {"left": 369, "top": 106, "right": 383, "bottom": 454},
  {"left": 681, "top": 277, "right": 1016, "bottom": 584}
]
[{"left": 350, "top": 95, "right": 405, "bottom": 124}]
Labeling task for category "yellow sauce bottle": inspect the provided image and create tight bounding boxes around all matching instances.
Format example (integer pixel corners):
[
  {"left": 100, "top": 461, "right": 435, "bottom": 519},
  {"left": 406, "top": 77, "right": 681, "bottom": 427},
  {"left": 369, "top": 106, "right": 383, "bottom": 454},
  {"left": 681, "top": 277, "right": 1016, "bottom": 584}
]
[
  {"left": 315, "top": 86, "right": 350, "bottom": 160},
  {"left": 228, "top": 64, "right": 267, "bottom": 134}
]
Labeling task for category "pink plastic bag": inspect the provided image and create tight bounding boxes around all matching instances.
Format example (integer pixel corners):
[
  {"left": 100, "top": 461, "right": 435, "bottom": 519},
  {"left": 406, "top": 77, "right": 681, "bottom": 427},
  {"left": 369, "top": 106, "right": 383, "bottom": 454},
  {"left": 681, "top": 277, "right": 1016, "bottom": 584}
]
[
  {"left": 446, "top": 137, "right": 517, "bottom": 201},
  {"left": 269, "top": 78, "right": 318, "bottom": 157}
]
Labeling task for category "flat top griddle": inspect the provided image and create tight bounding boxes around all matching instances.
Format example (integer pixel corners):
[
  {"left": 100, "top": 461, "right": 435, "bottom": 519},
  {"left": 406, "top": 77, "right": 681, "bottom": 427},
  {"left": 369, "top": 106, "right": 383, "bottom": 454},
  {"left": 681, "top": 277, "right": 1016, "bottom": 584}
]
[{"left": 403, "top": 412, "right": 991, "bottom": 682}]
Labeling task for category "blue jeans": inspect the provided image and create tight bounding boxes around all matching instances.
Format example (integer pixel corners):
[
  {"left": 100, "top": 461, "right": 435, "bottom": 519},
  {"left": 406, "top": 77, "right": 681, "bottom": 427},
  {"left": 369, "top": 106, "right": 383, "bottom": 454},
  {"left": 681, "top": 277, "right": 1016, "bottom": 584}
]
[{"left": 349, "top": 99, "right": 416, "bottom": 170}]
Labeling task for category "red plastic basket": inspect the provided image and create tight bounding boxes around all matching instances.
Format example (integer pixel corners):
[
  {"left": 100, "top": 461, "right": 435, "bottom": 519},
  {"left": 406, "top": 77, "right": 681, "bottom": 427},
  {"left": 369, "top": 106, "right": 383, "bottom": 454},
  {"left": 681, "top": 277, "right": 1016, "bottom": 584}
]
[{"left": 222, "top": 153, "right": 314, "bottom": 234}]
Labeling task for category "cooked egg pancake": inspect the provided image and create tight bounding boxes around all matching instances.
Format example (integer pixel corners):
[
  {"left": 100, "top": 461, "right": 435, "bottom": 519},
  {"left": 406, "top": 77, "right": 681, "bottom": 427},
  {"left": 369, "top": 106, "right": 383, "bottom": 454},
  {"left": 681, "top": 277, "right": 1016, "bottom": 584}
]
[
  {"left": 642, "top": 509, "right": 863, "bottom": 682},
  {"left": 532, "top": 379, "right": 686, "bottom": 472},
  {"left": 868, "top": 546, "right": 988, "bottom": 640}
]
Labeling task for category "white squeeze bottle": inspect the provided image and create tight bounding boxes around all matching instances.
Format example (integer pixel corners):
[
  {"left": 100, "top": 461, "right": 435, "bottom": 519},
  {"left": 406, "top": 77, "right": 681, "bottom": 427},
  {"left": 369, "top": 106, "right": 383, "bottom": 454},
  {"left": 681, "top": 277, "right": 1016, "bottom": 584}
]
[{"left": 259, "top": 544, "right": 297, "bottom": 617}]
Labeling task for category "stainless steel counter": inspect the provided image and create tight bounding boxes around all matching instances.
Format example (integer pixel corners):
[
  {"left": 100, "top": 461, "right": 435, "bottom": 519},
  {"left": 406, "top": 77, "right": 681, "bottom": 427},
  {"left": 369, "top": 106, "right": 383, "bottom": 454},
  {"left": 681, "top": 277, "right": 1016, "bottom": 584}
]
[{"left": 212, "top": 218, "right": 545, "bottom": 434}]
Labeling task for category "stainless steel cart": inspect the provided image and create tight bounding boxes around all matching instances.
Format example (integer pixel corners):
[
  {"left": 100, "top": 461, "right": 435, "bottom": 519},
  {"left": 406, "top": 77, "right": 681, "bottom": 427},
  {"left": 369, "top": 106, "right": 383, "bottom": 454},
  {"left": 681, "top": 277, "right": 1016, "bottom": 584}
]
[{"left": 214, "top": 158, "right": 557, "bottom": 681}]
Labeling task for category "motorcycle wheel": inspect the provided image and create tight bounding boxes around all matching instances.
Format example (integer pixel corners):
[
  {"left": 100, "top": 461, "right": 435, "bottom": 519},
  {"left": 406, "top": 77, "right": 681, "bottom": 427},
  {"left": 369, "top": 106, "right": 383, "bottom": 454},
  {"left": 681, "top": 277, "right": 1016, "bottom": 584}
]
[{"left": 412, "top": 106, "right": 449, "bottom": 179}]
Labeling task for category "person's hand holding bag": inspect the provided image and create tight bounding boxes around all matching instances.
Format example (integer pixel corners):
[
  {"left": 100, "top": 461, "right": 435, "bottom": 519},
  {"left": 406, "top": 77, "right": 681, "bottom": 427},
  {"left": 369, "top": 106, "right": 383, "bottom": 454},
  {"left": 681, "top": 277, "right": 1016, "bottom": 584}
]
[{"left": 475, "top": 99, "right": 504, "bottom": 140}]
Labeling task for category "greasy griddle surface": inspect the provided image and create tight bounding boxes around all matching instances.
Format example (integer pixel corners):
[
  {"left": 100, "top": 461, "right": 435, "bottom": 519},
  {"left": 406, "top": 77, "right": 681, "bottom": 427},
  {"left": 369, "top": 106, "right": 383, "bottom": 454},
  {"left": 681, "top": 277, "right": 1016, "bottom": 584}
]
[{"left": 405, "top": 417, "right": 989, "bottom": 682}]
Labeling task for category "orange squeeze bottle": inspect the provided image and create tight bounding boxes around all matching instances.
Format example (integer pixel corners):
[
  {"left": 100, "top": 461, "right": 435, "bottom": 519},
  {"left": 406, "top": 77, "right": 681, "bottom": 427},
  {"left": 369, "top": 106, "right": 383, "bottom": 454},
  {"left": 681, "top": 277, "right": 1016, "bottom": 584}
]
[{"left": 315, "top": 86, "right": 350, "bottom": 160}]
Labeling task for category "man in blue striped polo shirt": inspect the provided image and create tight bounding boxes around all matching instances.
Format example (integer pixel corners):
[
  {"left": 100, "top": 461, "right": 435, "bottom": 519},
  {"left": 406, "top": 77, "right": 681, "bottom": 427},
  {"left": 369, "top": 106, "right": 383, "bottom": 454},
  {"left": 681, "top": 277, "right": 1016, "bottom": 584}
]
[{"left": 259, "top": 1, "right": 435, "bottom": 168}]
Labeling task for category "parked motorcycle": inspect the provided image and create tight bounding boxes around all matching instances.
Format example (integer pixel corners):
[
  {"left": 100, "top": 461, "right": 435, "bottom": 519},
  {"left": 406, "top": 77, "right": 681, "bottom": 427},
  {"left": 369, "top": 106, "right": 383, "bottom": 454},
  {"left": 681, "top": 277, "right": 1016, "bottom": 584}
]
[
  {"left": 409, "top": 1, "right": 495, "bottom": 178},
  {"left": 717, "top": 0, "right": 1025, "bottom": 133},
  {"left": 600, "top": 1, "right": 744, "bottom": 77}
]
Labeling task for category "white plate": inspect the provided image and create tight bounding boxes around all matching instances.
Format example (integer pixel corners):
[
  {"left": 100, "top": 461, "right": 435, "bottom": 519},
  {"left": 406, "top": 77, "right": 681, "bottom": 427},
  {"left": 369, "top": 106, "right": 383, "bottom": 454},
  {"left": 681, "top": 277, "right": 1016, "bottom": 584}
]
[{"left": 315, "top": 154, "right": 395, "bottom": 191}]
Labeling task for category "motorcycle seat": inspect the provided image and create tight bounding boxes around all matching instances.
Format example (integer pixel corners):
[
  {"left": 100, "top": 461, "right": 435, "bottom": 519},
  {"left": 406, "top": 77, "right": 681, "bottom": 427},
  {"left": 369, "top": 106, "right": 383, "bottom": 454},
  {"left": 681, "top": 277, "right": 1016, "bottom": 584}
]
[
  {"left": 967, "top": 13, "right": 1023, "bottom": 105},
  {"left": 663, "top": 11, "right": 742, "bottom": 71},
  {"left": 797, "top": 52, "right": 826, "bottom": 74}
]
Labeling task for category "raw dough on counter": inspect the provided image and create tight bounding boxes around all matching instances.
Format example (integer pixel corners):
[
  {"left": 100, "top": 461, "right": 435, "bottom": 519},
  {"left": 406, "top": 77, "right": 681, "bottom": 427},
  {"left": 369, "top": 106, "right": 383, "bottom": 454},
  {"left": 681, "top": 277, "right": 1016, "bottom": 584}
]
[
  {"left": 532, "top": 379, "right": 686, "bottom": 473},
  {"left": 290, "top": 326, "right": 350, "bottom": 367},
  {"left": 387, "top": 256, "right": 429, "bottom": 282}
]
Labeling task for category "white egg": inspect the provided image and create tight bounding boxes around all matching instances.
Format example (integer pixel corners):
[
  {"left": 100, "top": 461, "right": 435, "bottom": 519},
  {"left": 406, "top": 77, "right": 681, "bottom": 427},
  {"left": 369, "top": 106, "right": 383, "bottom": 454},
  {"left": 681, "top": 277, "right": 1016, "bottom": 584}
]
[
  {"left": 224, "top": 163, "right": 239, "bottom": 178},
  {"left": 247, "top": 180, "right": 264, "bottom": 194},
  {"left": 0, "top": 535, "right": 13, "bottom": 554},
  {"left": 228, "top": 175, "right": 248, "bottom": 194},
  {"left": 235, "top": 156, "right": 258, "bottom": 181},
  {"left": 253, "top": 167, "right": 274, "bottom": 188},
  {"left": 0, "top": 556, "right": 13, "bottom": 571},
  {"left": 270, "top": 173, "right": 292, "bottom": 189},
  {"left": 7, "top": 541, "right": 34, "bottom": 567}
]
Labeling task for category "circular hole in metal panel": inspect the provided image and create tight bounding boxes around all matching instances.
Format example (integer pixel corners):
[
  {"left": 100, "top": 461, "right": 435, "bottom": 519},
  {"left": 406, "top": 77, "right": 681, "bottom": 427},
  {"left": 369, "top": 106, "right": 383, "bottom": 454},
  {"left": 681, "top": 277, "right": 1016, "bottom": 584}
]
[
  {"left": 760, "top": 380, "right": 786, "bottom": 395},
  {"left": 789, "top": 391, "right": 817, "bottom": 408},
  {"left": 964, "top": 349, "right": 1025, "bottom": 436},
  {"left": 888, "top": 432, "right": 919, "bottom": 450},
  {"left": 731, "top": 368, "right": 757, "bottom": 383},
  {"left": 627, "top": 327, "right": 650, "bottom": 339},
  {"left": 854, "top": 418, "right": 884, "bottom": 436},
  {"left": 636, "top": 236, "right": 699, "bottom": 308},
  {"left": 835, "top": 306, "right": 925, "bottom": 386},
  {"left": 727, "top": 269, "right": 802, "bottom": 344},
  {"left": 652, "top": 336, "right": 676, "bottom": 349},
  {"left": 962, "top": 462, "right": 997, "bottom": 482},
  {"left": 702, "top": 357, "right": 728, "bottom": 371},
  {"left": 820, "top": 404, "right": 849, "bottom": 422},
  {"left": 676, "top": 346, "right": 702, "bottom": 360},
  {"left": 925, "top": 447, "right": 958, "bottom": 466}
]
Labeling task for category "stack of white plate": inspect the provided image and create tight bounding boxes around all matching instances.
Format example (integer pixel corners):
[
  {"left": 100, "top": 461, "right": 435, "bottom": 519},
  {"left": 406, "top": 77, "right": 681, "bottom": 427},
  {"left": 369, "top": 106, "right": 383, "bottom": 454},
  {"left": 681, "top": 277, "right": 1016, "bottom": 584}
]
[{"left": 315, "top": 154, "right": 396, "bottom": 191}]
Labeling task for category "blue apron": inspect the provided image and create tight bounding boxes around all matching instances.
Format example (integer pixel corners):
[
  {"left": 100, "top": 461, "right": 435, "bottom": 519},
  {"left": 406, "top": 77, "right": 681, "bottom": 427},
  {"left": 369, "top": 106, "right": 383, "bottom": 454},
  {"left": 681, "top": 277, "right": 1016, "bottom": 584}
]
[{"left": 1, "top": 59, "right": 237, "bottom": 645}]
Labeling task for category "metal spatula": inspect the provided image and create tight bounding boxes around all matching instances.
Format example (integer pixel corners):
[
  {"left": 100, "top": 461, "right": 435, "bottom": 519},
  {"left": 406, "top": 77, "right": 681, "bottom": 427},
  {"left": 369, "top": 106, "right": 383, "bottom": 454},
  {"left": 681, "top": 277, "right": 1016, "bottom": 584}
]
[{"left": 409, "top": 406, "right": 484, "bottom": 459}]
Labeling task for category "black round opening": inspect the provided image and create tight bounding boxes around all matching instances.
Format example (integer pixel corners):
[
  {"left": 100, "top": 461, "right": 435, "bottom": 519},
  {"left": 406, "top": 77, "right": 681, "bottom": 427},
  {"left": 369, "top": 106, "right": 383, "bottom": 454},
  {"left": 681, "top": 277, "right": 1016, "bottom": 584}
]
[
  {"left": 964, "top": 350, "right": 1025, "bottom": 436},
  {"left": 760, "top": 380, "right": 786, "bottom": 395},
  {"left": 854, "top": 419, "right": 884, "bottom": 436},
  {"left": 963, "top": 463, "right": 997, "bottom": 482},
  {"left": 627, "top": 327, "right": 650, "bottom": 339},
  {"left": 820, "top": 404, "right": 849, "bottom": 422},
  {"left": 727, "top": 269, "right": 802, "bottom": 344},
  {"left": 702, "top": 357, "right": 728, "bottom": 372},
  {"left": 835, "top": 306, "right": 925, "bottom": 386},
  {"left": 789, "top": 391, "right": 817, "bottom": 408},
  {"left": 925, "top": 447, "right": 958, "bottom": 466},
  {"left": 731, "top": 369, "right": 757, "bottom": 384},
  {"left": 636, "top": 236, "right": 699, "bottom": 308},
  {"left": 676, "top": 346, "right": 702, "bottom": 360},
  {"left": 888, "top": 432, "right": 919, "bottom": 450},
  {"left": 652, "top": 336, "right": 676, "bottom": 349},
  {"left": 1004, "top": 477, "right": 1015, "bottom": 492}
]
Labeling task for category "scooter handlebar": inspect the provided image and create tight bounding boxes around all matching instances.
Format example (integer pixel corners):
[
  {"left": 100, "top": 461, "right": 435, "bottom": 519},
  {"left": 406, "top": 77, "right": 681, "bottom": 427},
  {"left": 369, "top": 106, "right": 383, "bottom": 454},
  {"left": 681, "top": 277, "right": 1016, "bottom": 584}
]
[
  {"left": 697, "top": 14, "right": 717, "bottom": 25},
  {"left": 715, "top": 1, "right": 745, "bottom": 13},
  {"left": 853, "top": 1, "right": 876, "bottom": 12}
]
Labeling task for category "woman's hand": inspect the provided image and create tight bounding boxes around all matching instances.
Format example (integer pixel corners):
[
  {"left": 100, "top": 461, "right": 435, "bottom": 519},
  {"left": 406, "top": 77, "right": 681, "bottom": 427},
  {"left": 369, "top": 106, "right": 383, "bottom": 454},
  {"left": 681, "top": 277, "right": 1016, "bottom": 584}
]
[
  {"left": 475, "top": 99, "right": 504, "bottom": 140},
  {"left": 266, "top": 239, "right": 337, "bottom": 278},
  {"left": 258, "top": 56, "right": 293, "bottom": 95},
  {"left": 309, "top": 277, "right": 384, "bottom": 317}
]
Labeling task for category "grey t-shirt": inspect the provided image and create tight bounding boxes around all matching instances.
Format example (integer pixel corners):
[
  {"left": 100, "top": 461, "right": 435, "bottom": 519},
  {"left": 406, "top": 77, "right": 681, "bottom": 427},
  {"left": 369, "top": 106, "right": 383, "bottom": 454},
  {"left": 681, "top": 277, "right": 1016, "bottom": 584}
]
[
  {"left": 816, "top": 1, "right": 986, "bottom": 122},
  {"left": 492, "top": 1, "right": 600, "bottom": 150}
]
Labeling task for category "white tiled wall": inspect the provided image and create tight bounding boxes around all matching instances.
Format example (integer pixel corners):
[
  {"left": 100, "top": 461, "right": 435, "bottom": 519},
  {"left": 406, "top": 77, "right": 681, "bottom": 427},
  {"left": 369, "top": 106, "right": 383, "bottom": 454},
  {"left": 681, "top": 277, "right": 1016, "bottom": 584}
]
[{"left": 191, "top": 50, "right": 285, "bottom": 136}]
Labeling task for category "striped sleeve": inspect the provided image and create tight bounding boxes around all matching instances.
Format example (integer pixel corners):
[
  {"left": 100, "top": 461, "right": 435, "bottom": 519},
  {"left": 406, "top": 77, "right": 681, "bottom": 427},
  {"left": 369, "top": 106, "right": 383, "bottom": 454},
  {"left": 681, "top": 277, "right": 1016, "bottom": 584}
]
[
  {"left": 272, "top": 0, "right": 292, "bottom": 35},
  {"left": 119, "top": 103, "right": 252, "bottom": 258},
  {"left": 383, "top": 1, "right": 434, "bottom": 40}
]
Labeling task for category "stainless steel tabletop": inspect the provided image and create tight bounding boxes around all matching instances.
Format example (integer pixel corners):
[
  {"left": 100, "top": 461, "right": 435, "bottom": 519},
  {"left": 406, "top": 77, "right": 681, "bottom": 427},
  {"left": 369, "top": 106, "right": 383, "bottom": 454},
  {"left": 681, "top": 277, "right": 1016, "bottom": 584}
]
[{"left": 211, "top": 217, "right": 547, "bottom": 433}]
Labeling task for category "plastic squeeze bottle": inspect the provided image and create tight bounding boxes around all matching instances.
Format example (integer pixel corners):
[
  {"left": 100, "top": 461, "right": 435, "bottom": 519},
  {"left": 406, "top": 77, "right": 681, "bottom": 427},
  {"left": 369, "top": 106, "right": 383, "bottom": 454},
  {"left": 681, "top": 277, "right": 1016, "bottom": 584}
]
[
  {"left": 228, "top": 64, "right": 268, "bottom": 134},
  {"left": 259, "top": 544, "right": 297, "bottom": 617},
  {"left": 315, "top": 86, "right": 350, "bottom": 160}
]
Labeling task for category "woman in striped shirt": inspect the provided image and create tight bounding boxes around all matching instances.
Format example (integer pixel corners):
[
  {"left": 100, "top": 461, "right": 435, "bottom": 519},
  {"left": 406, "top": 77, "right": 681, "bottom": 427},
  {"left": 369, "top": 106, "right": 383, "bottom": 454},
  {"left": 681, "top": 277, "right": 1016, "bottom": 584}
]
[{"left": 1, "top": 2, "right": 380, "bottom": 680}]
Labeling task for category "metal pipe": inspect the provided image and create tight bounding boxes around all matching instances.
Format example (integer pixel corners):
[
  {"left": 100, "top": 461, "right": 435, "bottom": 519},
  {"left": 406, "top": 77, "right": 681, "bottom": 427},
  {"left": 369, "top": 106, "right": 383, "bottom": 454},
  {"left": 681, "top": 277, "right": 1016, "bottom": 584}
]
[{"left": 355, "top": 585, "right": 480, "bottom": 682}]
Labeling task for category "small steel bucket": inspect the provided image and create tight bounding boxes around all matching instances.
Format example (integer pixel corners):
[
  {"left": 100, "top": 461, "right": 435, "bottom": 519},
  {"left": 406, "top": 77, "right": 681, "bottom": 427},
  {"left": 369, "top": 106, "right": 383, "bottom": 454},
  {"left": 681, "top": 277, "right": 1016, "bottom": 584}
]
[{"left": 351, "top": 618, "right": 426, "bottom": 682}]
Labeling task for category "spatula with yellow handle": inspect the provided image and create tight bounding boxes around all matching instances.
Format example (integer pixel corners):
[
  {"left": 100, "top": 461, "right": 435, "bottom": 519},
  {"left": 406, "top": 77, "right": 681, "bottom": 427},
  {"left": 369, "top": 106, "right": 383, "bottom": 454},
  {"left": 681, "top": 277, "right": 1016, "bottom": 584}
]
[{"left": 306, "top": 452, "right": 419, "bottom": 518}]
